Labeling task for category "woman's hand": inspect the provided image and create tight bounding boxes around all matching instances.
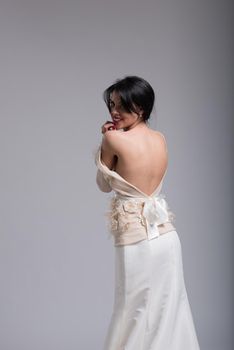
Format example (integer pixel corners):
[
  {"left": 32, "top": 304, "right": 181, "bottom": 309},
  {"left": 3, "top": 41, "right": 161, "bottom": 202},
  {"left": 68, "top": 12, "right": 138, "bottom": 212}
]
[{"left": 101, "top": 120, "right": 116, "bottom": 134}]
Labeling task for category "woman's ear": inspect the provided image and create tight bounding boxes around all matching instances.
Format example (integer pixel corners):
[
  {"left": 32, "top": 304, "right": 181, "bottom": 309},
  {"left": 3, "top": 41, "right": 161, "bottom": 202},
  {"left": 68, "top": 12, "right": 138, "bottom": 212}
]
[
  {"left": 136, "top": 106, "right": 144, "bottom": 118},
  {"left": 135, "top": 104, "right": 143, "bottom": 113}
]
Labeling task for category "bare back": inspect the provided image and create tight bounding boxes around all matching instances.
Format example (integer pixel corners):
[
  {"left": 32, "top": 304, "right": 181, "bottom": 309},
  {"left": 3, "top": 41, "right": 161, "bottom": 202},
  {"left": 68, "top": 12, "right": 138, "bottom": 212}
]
[{"left": 112, "top": 128, "right": 168, "bottom": 196}]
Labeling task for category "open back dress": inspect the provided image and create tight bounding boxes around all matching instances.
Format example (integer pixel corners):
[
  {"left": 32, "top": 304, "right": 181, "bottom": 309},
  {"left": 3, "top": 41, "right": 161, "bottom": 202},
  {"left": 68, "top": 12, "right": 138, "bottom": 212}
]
[{"left": 95, "top": 146, "right": 200, "bottom": 350}]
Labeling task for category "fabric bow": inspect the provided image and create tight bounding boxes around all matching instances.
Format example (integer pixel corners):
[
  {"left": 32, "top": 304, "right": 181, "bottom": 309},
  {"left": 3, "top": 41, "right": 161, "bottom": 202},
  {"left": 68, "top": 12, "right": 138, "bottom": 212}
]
[{"left": 142, "top": 194, "right": 169, "bottom": 239}]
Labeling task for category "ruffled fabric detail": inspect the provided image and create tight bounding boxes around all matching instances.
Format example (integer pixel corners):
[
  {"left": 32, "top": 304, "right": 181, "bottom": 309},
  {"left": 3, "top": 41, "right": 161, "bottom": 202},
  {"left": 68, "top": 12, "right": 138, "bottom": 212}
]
[
  {"left": 105, "top": 193, "right": 176, "bottom": 239},
  {"left": 105, "top": 196, "right": 145, "bottom": 237}
]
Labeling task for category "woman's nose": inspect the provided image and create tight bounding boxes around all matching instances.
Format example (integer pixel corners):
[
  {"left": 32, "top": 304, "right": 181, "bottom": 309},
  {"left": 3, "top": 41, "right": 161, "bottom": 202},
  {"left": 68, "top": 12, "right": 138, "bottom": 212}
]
[{"left": 111, "top": 109, "right": 118, "bottom": 117}]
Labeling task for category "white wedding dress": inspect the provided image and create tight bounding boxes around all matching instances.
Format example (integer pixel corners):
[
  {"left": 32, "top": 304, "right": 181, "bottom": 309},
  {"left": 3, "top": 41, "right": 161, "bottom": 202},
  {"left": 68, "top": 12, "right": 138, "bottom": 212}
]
[{"left": 95, "top": 147, "right": 200, "bottom": 350}]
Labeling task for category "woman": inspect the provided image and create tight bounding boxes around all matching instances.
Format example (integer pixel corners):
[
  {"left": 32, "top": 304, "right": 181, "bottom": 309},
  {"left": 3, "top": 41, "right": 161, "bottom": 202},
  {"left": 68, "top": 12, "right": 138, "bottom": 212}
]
[{"left": 95, "top": 76, "right": 200, "bottom": 350}]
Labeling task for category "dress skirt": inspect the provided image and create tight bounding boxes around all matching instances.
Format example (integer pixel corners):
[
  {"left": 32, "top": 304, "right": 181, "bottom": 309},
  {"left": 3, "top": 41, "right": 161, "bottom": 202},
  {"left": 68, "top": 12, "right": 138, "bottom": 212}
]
[{"left": 103, "top": 230, "right": 200, "bottom": 350}]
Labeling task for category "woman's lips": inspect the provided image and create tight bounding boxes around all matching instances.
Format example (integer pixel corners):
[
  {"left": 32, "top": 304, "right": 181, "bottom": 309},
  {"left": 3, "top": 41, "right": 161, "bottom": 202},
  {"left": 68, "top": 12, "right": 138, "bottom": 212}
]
[{"left": 113, "top": 117, "right": 121, "bottom": 123}]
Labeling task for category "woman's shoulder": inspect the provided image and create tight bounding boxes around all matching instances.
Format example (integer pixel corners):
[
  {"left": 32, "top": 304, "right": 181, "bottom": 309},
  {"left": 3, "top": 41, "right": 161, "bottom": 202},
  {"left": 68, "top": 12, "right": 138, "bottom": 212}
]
[
  {"left": 102, "top": 129, "right": 127, "bottom": 150},
  {"left": 103, "top": 128, "right": 168, "bottom": 155},
  {"left": 154, "top": 130, "right": 167, "bottom": 141},
  {"left": 151, "top": 130, "right": 168, "bottom": 153}
]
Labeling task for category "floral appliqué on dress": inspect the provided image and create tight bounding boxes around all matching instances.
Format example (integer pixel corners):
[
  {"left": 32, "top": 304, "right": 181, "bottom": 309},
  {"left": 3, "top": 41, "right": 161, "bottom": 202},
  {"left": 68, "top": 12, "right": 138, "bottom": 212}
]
[
  {"left": 105, "top": 193, "right": 176, "bottom": 239},
  {"left": 105, "top": 196, "right": 146, "bottom": 237}
]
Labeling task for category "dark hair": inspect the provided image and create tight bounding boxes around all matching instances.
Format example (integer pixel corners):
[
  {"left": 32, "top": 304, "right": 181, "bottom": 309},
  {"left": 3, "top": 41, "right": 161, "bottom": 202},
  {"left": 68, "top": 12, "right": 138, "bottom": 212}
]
[{"left": 103, "top": 75, "right": 155, "bottom": 122}]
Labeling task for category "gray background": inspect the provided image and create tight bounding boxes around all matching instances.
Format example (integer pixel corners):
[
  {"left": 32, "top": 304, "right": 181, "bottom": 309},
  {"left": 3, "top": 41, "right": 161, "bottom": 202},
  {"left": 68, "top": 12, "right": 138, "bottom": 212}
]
[{"left": 0, "top": 0, "right": 233, "bottom": 349}]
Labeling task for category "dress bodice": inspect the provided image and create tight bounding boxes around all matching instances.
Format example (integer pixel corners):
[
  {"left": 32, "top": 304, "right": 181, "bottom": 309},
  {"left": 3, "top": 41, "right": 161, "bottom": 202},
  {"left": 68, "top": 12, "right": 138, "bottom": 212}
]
[{"left": 95, "top": 146, "right": 176, "bottom": 246}]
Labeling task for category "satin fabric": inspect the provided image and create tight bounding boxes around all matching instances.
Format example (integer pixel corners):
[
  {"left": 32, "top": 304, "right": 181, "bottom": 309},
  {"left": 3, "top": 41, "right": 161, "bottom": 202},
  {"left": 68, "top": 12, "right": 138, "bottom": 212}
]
[
  {"left": 95, "top": 147, "right": 176, "bottom": 246},
  {"left": 94, "top": 146, "right": 200, "bottom": 349},
  {"left": 103, "top": 230, "right": 200, "bottom": 350}
]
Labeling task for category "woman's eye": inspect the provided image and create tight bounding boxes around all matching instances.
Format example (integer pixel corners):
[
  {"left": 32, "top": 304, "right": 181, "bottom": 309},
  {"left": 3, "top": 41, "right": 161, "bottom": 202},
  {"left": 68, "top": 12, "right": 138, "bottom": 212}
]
[{"left": 109, "top": 101, "right": 125, "bottom": 112}]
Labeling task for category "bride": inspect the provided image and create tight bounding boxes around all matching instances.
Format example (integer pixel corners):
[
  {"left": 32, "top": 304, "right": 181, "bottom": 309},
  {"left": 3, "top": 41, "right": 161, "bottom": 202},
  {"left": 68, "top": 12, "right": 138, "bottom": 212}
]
[{"left": 95, "top": 75, "right": 200, "bottom": 350}]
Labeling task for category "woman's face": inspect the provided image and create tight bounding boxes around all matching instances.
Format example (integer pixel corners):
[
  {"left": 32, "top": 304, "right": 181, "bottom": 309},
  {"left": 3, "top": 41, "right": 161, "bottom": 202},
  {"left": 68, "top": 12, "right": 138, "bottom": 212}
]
[{"left": 109, "top": 91, "right": 143, "bottom": 131}]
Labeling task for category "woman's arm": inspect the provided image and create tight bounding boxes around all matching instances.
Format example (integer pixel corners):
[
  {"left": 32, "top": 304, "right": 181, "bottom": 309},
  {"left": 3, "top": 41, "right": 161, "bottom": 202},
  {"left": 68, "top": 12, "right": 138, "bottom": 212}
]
[{"left": 101, "top": 131, "right": 118, "bottom": 170}]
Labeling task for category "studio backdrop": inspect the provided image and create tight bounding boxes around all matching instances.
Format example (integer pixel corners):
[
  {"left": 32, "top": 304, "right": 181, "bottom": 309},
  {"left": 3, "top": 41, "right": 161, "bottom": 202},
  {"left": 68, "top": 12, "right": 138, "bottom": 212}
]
[{"left": 0, "top": 1, "right": 233, "bottom": 349}]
